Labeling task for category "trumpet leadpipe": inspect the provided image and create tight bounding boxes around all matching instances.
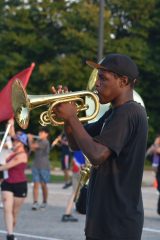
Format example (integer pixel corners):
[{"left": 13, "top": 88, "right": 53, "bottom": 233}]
[{"left": 12, "top": 79, "right": 100, "bottom": 129}]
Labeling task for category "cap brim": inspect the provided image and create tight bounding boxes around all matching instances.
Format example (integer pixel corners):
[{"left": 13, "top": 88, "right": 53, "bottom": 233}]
[{"left": 86, "top": 60, "right": 107, "bottom": 70}]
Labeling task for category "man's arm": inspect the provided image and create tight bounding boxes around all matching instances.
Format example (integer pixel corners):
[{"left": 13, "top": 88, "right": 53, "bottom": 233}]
[
  {"left": 65, "top": 115, "right": 112, "bottom": 166},
  {"left": 51, "top": 85, "right": 111, "bottom": 165},
  {"left": 0, "top": 154, "right": 27, "bottom": 171},
  {"left": 155, "top": 146, "right": 160, "bottom": 154},
  {"left": 64, "top": 124, "right": 80, "bottom": 151},
  {"left": 8, "top": 118, "right": 15, "bottom": 137},
  {"left": 27, "top": 134, "right": 39, "bottom": 151}
]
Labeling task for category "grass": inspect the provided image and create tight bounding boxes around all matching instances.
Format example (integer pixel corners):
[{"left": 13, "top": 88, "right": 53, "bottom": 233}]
[
  {"left": 26, "top": 157, "right": 152, "bottom": 184},
  {"left": 144, "top": 159, "right": 152, "bottom": 171}
]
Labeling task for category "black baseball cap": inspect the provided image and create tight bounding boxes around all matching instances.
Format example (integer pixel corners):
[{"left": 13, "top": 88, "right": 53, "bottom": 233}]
[{"left": 86, "top": 53, "right": 139, "bottom": 80}]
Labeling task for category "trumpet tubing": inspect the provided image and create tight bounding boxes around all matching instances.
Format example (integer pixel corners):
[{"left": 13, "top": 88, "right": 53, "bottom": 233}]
[
  {"left": 74, "top": 163, "right": 91, "bottom": 203},
  {"left": 12, "top": 79, "right": 100, "bottom": 129}
]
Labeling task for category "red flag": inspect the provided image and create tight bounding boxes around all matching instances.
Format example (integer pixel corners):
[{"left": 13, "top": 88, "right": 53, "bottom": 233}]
[{"left": 0, "top": 63, "right": 35, "bottom": 122}]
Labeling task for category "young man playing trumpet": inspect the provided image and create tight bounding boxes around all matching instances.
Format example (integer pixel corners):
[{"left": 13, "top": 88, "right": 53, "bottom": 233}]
[{"left": 52, "top": 53, "right": 148, "bottom": 240}]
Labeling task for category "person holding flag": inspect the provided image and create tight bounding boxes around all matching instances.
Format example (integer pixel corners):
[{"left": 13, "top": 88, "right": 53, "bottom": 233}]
[
  {"left": 0, "top": 120, "right": 13, "bottom": 208},
  {"left": 0, "top": 64, "right": 34, "bottom": 240},
  {"left": 0, "top": 129, "right": 29, "bottom": 240}
]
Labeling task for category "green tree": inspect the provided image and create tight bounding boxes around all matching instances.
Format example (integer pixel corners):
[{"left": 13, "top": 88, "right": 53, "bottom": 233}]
[
  {"left": 104, "top": 0, "right": 159, "bottom": 143},
  {"left": 0, "top": 0, "right": 111, "bottom": 135},
  {"left": 0, "top": 0, "right": 160, "bottom": 145}
]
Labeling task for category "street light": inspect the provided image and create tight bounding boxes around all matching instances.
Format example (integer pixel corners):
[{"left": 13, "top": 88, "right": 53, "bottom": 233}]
[{"left": 97, "top": 0, "right": 105, "bottom": 62}]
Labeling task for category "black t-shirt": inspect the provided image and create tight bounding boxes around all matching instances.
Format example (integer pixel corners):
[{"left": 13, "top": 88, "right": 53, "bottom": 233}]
[{"left": 85, "top": 101, "right": 148, "bottom": 240}]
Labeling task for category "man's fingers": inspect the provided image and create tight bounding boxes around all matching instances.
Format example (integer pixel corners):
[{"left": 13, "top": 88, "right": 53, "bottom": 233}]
[
  {"left": 51, "top": 85, "right": 69, "bottom": 94},
  {"left": 64, "top": 86, "right": 68, "bottom": 92},
  {"left": 57, "top": 85, "right": 63, "bottom": 93},
  {"left": 51, "top": 86, "right": 57, "bottom": 94}
]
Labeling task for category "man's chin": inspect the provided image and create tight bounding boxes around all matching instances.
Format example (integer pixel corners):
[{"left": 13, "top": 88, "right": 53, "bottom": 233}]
[
  {"left": 98, "top": 94, "right": 110, "bottom": 104},
  {"left": 99, "top": 99, "right": 110, "bottom": 105}
]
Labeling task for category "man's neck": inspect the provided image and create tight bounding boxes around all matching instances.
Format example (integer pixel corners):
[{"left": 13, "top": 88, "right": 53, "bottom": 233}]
[{"left": 112, "top": 91, "right": 133, "bottom": 108}]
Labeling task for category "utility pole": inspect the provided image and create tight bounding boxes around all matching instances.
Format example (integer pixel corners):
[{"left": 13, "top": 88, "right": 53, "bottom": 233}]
[{"left": 97, "top": 0, "right": 105, "bottom": 62}]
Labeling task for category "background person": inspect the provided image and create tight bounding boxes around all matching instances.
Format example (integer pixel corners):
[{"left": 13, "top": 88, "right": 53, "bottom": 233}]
[
  {"left": 0, "top": 132, "right": 29, "bottom": 240},
  {"left": 52, "top": 53, "right": 148, "bottom": 240},
  {"left": 0, "top": 142, "right": 13, "bottom": 208},
  {"left": 147, "top": 135, "right": 160, "bottom": 214},
  {"left": 52, "top": 132, "right": 72, "bottom": 189},
  {"left": 0, "top": 120, "right": 14, "bottom": 208},
  {"left": 28, "top": 127, "right": 50, "bottom": 210},
  {"left": 61, "top": 150, "right": 85, "bottom": 222},
  {"left": 146, "top": 134, "right": 160, "bottom": 165},
  {"left": 156, "top": 162, "right": 160, "bottom": 215}
]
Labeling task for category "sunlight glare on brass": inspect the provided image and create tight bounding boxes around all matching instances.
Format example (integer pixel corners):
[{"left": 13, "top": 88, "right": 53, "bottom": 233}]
[{"left": 12, "top": 79, "right": 100, "bottom": 129}]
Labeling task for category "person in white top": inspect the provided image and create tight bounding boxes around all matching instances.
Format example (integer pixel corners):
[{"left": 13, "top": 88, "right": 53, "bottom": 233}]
[{"left": 0, "top": 120, "right": 13, "bottom": 208}]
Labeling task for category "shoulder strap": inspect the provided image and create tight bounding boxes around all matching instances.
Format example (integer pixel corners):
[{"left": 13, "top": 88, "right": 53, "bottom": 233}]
[{"left": 6, "top": 151, "right": 25, "bottom": 162}]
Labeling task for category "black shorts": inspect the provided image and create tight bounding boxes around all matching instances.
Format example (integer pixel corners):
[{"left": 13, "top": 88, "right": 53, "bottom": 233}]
[{"left": 1, "top": 181, "right": 27, "bottom": 198}]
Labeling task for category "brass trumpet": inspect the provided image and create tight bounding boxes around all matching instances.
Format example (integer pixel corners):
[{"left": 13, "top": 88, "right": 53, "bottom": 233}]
[
  {"left": 74, "top": 155, "right": 91, "bottom": 203},
  {"left": 12, "top": 79, "right": 100, "bottom": 129}
]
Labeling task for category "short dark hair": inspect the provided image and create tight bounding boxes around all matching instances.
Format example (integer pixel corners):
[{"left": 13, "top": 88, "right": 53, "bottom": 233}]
[
  {"left": 38, "top": 127, "right": 49, "bottom": 134},
  {"left": 111, "top": 72, "right": 137, "bottom": 88}
]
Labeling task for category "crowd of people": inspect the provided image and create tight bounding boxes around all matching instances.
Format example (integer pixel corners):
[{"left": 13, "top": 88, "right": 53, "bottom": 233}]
[
  {"left": 0, "top": 53, "right": 160, "bottom": 240},
  {"left": 0, "top": 119, "right": 84, "bottom": 240}
]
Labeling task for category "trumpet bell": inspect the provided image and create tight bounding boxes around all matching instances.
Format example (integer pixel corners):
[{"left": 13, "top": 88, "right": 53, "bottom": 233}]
[{"left": 12, "top": 79, "right": 30, "bottom": 129}]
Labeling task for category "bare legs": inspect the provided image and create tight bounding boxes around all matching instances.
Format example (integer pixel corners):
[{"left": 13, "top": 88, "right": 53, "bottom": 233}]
[
  {"left": 41, "top": 182, "right": 48, "bottom": 203},
  {"left": 2, "top": 191, "right": 25, "bottom": 235},
  {"left": 33, "top": 182, "right": 39, "bottom": 203},
  {"left": 62, "top": 155, "right": 71, "bottom": 187},
  {"left": 63, "top": 169, "right": 71, "bottom": 184},
  {"left": 61, "top": 190, "right": 78, "bottom": 222},
  {"left": 65, "top": 192, "right": 75, "bottom": 215},
  {"left": 33, "top": 182, "right": 48, "bottom": 203}
]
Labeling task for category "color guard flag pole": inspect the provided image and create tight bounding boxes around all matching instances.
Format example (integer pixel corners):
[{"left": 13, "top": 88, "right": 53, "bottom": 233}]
[{"left": 0, "top": 123, "right": 11, "bottom": 153}]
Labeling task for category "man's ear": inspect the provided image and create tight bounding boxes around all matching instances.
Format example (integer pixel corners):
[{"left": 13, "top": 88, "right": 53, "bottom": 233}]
[{"left": 119, "top": 76, "right": 129, "bottom": 87}]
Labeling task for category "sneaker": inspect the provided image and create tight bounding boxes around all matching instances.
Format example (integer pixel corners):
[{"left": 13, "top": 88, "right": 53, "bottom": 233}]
[
  {"left": 32, "top": 202, "right": 39, "bottom": 210},
  {"left": 6, "top": 234, "right": 16, "bottom": 240},
  {"left": 0, "top": 202, "right": 3, "bottom": 209},
  {"left": 61, "top": 214, "right": 78, "bottom": 222},
  {"left": 62, "top": 181, "right": 72, "bottom": 189},
  {"left": 40, "top": 202, "right": 47, "bottom": 209}
]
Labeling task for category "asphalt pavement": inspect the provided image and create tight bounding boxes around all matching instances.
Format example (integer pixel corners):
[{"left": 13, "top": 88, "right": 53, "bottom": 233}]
[{"left": 0, "top": 170, "right": 159, "bottom": 240}]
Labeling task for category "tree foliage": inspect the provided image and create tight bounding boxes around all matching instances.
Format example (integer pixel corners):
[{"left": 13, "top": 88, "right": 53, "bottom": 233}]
[{"left": 0, "top": 0, "right": 159, "bottom": 144}]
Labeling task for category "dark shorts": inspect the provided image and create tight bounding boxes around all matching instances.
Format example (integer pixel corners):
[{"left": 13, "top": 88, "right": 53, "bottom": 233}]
[
  {"left": 1, "top": 181, "right": 27, "bottom": 198},
  {"left": 32, "top": 168, "right": 50, "bottom": 183},
  {"left": 61, "top": 154, "right": 70, "bottom": 170},
  {"left": 0, "top": 170, "right": 3, "bottom": 179}
]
